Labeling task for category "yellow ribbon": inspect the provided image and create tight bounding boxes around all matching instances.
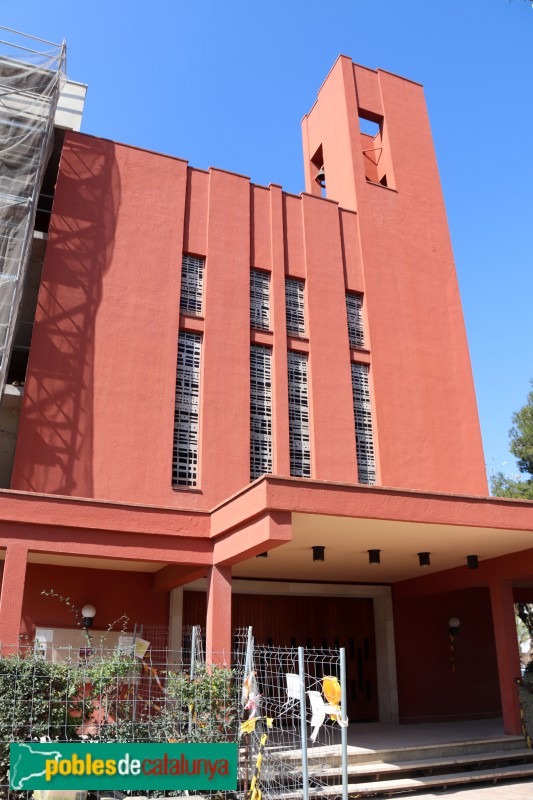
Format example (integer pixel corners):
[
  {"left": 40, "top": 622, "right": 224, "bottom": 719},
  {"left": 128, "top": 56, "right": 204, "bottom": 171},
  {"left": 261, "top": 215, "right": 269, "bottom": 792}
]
[{"left": 240, "top": 716, "right": 273, "bottom": 736}]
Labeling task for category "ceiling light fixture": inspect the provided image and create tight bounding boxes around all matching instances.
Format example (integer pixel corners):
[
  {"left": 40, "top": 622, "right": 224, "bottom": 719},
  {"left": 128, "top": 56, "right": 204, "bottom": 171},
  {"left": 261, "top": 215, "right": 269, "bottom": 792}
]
[{"left": 312, "top": 546, "right": 325, "bottom": 562}]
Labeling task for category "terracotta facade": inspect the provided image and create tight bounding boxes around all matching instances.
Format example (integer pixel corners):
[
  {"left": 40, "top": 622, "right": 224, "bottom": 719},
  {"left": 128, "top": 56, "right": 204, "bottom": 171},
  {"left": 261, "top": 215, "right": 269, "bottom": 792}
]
[{"left": 0, "top": 56, "right": 532, "bottom": 733}]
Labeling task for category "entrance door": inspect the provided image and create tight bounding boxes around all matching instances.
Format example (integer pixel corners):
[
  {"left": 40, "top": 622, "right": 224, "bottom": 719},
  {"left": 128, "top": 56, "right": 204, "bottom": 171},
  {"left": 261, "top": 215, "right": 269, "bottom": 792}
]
[{"left": 183, "top": 591, "right": 378, "bottom": 722}]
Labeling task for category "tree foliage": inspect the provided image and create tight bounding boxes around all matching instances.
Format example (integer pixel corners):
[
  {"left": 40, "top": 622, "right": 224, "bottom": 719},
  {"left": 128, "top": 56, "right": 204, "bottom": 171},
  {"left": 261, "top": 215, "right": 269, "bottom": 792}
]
[
  {"left": 490, "top": 382, "right": 533, "bottom": 500},
  {"left": 508, "top": 384, "right": 533, "bottom": 476},
  {"left": 490, "top": 472, "right": 533, "bottom": 500},
  {"left": 491, "top": 384, "right": 533, "bottom": 670},
  {"left": 516, "top": 604, "right": 533, "bottom": 664}
]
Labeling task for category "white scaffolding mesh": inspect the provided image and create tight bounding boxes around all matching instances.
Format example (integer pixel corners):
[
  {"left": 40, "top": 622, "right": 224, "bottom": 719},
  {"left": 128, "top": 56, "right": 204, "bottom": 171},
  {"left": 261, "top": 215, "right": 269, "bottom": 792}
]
[
  {"left": 351, "top": 362, "right": 376, "bottom": 485},
  {"left": 0, "top": 28, "right": 65, "bottom": 397},
  {"left": 287, "top": 351, "right": 311, "bottom": 478},
  {"left": 250, "top": 344, "right": 273, "bottom": 480}
]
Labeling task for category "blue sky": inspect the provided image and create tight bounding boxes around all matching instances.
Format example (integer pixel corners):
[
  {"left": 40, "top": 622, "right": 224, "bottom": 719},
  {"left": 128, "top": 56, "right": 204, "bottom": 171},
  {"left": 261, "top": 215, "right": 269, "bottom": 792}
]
[{"left": 3, "top": 1, "right": 532, "bottom": 488}]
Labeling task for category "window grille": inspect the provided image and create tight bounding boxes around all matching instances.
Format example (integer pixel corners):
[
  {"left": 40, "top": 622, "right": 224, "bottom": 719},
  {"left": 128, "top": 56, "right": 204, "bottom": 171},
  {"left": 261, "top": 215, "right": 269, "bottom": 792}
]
[
  {"left": 285, "top": 278, "right": 306, "bottom": 336},
  {"left": 180, "top": 254, "right": 204, "bottom": 316},
  {"left": 346, "top": 293, "right": 365, "bottom": 348},
  {"left": 173, "top": 332, "right": 201, "bottom": 487},
  {"left": 250, "top": 345, "right": 273, "bottom": 479},
  {"left": 250, "top": 269, "right": 270, "bottom": 330},
  {"left": 351, "top": 362, "right": 376, "bottom": 484},
  {"left": 287, "top": 351, "right": 311, "bottom": 477}
]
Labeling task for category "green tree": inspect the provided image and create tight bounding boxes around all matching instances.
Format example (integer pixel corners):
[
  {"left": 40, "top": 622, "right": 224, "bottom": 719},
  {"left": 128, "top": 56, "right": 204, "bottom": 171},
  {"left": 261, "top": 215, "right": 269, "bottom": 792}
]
[
  {"left": 516, "top": 605, "right": 533, "bottom": 669},
  {"left": 491, "top": 384, "right": 533, "bottom": 671},
  {"left": 490, "top": 382, "right": 533, "bottom": 500}
]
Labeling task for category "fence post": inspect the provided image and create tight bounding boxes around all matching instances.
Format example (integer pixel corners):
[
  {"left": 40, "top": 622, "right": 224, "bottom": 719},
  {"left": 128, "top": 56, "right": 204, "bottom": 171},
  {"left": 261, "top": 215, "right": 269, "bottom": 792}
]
[
  {"left": 131, "top": 623, "right": 138, "bottom": 722},
  {"left": 340, "top": 647, "right": 348, "bottom": 800},
  {"left": 188, "top": 624, "right": 198, "bottom": 734},
  {"left": 298, "top": 646, "right": 310, "bottom": 800}
]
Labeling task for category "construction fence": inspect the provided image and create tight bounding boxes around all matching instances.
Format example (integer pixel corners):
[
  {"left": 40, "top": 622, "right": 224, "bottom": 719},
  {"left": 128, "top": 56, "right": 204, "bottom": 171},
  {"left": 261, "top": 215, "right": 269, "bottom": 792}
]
[{"left": 0, "top": 627, "right": 348, "bottom": 800}]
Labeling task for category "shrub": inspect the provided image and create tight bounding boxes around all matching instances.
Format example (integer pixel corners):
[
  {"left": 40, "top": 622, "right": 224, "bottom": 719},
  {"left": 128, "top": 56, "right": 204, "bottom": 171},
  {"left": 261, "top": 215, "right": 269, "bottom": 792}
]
[
  {"left": 164, "top": 663, "right": 238, "bottom": 743},
  {"left": 0, "top": 648, "right": 88, "bottom": 799},
  {"left": 0, "top": 647, "right": 238, "bottom": 799}
]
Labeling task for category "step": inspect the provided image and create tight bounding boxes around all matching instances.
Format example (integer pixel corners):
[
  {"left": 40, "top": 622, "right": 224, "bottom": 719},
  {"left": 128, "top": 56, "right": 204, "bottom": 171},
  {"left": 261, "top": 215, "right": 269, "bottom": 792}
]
[
  {"left": 270, "top": 762, "right": 533, "bottom": 799},
  {"left": 343, "top": 762, "right": 533, "bottom": 797},
  {"left": 307, "top": 747, "right": 533, "bottom": 782},
  {"left": 301, "top": 735, "right": 526, "bottom": 768}
]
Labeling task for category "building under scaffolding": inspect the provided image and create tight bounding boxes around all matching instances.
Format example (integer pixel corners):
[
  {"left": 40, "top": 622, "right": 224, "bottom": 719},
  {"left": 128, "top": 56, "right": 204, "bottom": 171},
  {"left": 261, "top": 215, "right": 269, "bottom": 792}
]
[{"left": 0, "top": 27, "right": 86, "bottom": 486}]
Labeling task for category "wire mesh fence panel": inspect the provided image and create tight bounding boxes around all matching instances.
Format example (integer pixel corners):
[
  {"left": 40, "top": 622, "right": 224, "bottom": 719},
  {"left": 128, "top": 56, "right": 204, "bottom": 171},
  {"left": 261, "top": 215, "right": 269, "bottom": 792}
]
[
  {"left": 180, "top": 624, "right": 195, "bottom": 670},
  {"left": 137, "top": 626, "right": 169, "bottom": 666},
  {"left": 0, "top": 641, "right": 239, "bottom": 800},
  {"left": 240, "top": 645, "right": 346, "bottom": 800},
  {"left": 1, "top": 636, "right": 347, "bottom": 800},
  {"left": 233, "top": 627, "right": 254, "bottom": 680},
  {"left": 181, "top": 625, "right": 205, "bottom": 675}
]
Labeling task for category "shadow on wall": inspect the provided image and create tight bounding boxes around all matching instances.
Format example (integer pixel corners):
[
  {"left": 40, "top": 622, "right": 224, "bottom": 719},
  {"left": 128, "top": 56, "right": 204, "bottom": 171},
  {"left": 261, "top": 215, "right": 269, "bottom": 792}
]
[{"left": 11, "top": 135, "right": 121, "bottom": 497}]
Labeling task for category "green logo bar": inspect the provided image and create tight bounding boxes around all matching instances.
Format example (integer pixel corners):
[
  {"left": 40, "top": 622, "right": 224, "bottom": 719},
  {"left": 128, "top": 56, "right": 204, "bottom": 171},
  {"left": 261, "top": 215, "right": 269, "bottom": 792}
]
[{"left": 10, "top": 742, "right": 238, "bottom": 791}]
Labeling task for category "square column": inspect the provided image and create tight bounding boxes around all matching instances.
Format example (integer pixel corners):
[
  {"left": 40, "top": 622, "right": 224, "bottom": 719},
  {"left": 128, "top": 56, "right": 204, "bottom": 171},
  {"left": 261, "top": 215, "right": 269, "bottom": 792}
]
[
  {"left": 489, "top": 578, "right": 522, "bottom": 734},
  {"left": 0, "top": 543, "right": 28, "bottom": 650},
  {"left": 168, "top": 586, "right": 183, "bottom": 666},
  {"left": 206, "top": 565, "right": 231, "bottom": 666}
]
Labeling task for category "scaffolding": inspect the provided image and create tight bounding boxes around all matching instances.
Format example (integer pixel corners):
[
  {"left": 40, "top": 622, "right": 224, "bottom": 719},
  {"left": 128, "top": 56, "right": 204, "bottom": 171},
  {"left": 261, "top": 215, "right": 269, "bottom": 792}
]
[{"left": 0, "top": 27, "right": 65, "bottom": 397}]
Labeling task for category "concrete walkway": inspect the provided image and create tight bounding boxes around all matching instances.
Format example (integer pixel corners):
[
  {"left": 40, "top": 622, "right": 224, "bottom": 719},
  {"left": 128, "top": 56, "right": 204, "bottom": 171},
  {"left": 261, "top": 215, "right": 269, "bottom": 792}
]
[
  {"left": 345, "top": 718, "right": 510, "bottom": 752},
  {"left": 409, "top": 779, "right": 533, "bottom": 799}
]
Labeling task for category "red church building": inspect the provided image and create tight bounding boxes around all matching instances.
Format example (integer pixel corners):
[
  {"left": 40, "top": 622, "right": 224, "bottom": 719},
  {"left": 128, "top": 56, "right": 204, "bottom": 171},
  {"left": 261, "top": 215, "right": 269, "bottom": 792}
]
[{"left": 0, "top": 31, "right": 532, "bottom": 734}]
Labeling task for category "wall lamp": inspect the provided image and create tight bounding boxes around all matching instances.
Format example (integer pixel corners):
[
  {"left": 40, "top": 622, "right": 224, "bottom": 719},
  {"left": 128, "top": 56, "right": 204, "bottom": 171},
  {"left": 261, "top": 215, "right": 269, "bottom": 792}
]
[
  {"left": 448, "top": 617, "right": 461, "bottom": 636},
  {"left": 448, "top": 616, "right": 460, "bottom": 672},
  {"left": 466, "top": 554, "right": 479, "bottom": 570},
  {"left": 81, "top": 604, "right": 96, "bottom": 629},
  {"left": 312, "top": 546, "right": 325, "bottom": 562},
  {"left": 418, "top": 552, "right": 431, "bottom": 567},
  {"left": 368, "top": 549, "right": 381, "bottom": 564}
]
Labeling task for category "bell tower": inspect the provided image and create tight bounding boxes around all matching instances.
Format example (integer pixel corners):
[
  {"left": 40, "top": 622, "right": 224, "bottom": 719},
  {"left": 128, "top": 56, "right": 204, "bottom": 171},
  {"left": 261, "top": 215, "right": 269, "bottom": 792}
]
[{"left": 302, "top": 56, "right": 488, "bottom": 495}]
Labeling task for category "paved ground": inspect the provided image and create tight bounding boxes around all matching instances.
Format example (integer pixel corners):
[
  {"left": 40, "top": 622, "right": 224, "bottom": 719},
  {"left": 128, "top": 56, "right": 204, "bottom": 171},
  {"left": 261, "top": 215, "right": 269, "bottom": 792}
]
[
  {"left": 345, "top": 718, "right": 510, "bottom": 751},
  {"left": 409, "top": 779, "right": 533, "bottom": 799}
]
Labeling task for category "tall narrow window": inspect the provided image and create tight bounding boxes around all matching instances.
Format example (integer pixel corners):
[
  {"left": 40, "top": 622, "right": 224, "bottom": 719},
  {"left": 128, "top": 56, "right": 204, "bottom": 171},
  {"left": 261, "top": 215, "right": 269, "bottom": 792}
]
[
  {"left": 351, "top": 362, "right": 376, "bottom": 485},
  {"left": 180, "top": 254, "right": 204, "bottom": 316},
  {"left": 346, "top": 293, "right": 365, "bottom": 348},
  {"left": 285, "top": 278, "right": 305, "bottom": 336},
  {"left": 250, "top": 345, "right": 273, "bottom": 480},
  {"left": 250, "top": 269, "right": 270, "bottom": 330},
  {"left": 173, "top": 331, "right": 201, "bottom": 487},
  {"left": 287, "top": 351, "right": 311, "bottom": 477}
]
